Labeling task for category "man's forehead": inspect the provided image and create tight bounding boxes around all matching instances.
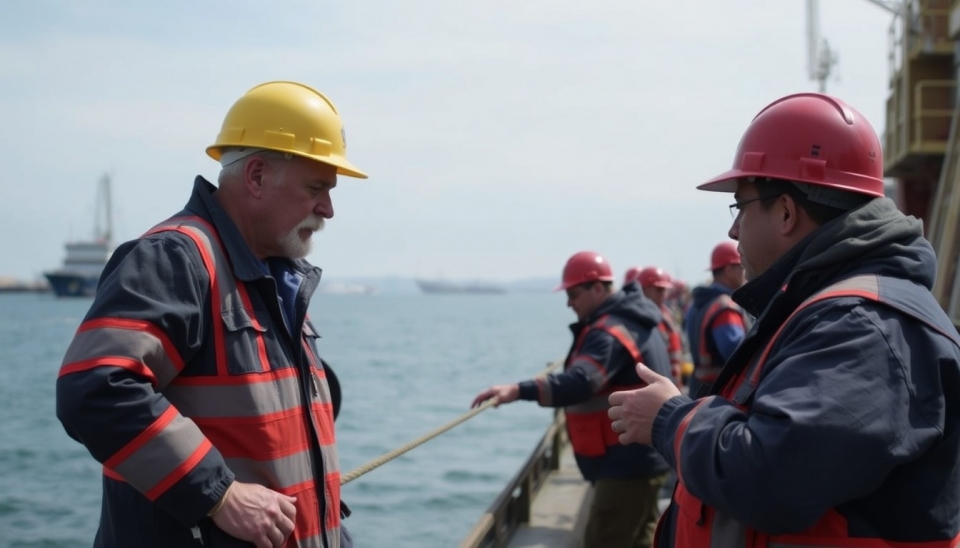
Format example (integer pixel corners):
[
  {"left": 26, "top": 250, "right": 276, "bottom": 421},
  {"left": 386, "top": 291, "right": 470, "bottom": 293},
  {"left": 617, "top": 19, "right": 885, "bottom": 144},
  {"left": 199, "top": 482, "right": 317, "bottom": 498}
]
[
  {"left": 293, "top": 156, "right": 338, "bottom": 182},
  {"left": 734, "top": 178, "right": 757, "bottom": 196}
]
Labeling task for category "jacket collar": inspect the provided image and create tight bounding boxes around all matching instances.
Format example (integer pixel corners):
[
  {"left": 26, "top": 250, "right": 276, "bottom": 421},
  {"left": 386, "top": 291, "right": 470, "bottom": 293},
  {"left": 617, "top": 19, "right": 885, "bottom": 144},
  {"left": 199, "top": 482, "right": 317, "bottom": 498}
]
[{"left": 183, "top": 176, "right": 322, "bottom": 283}]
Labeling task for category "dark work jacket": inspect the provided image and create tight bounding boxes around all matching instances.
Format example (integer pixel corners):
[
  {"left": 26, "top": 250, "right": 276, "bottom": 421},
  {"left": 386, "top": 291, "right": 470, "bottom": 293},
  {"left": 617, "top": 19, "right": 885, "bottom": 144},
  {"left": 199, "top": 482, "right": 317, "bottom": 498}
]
[
  {"left": 56, "top": 177, "right": 346, "bottom": 548},
  {"left": 519, "top": 283, "right": 671, "bottom": 481},
  {"left": 652, "top": 198, "right": 960, "bottom": 545}
]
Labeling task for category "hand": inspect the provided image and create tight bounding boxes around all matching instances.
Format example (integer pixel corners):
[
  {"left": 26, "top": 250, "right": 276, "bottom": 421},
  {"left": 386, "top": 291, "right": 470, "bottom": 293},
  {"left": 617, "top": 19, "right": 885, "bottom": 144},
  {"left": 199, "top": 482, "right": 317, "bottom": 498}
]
[
  {"left": 471, "top": 384, "right": 520, "bottom": 408},
  {"left": 608, "top": 363, "right": 680, "bottom": 445},
  {"left": 212, "top": 481, "right": 298, "bottom": 548}
]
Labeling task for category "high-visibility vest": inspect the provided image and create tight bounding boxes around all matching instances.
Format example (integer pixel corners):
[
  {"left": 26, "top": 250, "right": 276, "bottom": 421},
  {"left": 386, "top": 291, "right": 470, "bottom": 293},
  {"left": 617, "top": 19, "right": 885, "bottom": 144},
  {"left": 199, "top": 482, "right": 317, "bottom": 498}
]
[
  {"left": 693, "top": 294, "right": 747, "bottom": 382},
  {"left": 565, "top": 314, "right": 646, "bottom": 458},
  {"left": 666, "top": 274, "right": 960, "bottom": 548},
  {"left": 64, "top": 215, "right": 341, "bottom": 548},
  {"left": 659, "top": 305, "right": 684, "bottom": 381}
]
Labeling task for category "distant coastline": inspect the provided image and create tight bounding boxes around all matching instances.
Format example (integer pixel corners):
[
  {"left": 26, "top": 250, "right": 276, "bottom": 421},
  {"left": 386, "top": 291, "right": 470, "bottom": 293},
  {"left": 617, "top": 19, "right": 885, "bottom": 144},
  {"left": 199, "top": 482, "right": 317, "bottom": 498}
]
[
  {"left": 0, "top": 275, "right": 561, "bottom": 296},
  {"left": 0, "top": 277, "right": 50, "bottom": 294}
]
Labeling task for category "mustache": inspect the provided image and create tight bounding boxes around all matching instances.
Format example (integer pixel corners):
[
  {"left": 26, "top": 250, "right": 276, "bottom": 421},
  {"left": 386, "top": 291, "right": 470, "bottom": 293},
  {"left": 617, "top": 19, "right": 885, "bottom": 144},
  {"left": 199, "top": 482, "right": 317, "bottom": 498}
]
[{"left": 297, "top": 215, "right": 325, "bottom": 232}]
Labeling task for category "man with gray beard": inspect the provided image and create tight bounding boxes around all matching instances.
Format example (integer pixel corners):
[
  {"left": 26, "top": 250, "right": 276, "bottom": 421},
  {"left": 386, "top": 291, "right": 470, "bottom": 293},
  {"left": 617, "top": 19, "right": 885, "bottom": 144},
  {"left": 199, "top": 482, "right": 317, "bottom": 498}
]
[{"left": 56, "top": 81, "right": 366, "bottom": 548}]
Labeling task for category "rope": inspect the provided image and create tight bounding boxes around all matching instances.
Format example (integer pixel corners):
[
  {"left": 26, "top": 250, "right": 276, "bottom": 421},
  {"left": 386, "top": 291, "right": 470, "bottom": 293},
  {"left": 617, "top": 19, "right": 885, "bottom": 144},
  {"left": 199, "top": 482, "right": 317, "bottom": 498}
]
[{"left": 340, "top": 360, "right": 562, "bottom": 485}]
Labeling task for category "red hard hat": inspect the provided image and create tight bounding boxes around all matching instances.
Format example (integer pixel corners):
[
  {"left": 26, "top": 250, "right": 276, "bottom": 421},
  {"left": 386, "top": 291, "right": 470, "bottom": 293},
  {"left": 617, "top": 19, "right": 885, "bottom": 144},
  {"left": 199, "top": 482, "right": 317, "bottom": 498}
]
[
  {"left": 555, "top": 251, "right": 615, "bottom": 291},
  {"left": 710, "top": 241, "right": 741, "bottom": 271},
  {"left": 699, "top": 93, "right": 884, "bottom": 197},
  {"left": 638, "top": 266, "right": 673, "bottom": 289},
  {"left": 623, "top": 266, "right": 643, "bottom": 287}
]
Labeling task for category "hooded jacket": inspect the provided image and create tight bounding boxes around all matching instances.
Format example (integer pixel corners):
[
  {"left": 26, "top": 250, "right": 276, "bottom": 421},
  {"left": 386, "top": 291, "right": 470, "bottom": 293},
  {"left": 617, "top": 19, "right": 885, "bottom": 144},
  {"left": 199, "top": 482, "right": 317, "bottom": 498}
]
[
  {"left": 518, "top": 283, "right": 672, "bottom": 480},
  {"left": 652, "top": 198, "right": 960, "bottom": 545}
]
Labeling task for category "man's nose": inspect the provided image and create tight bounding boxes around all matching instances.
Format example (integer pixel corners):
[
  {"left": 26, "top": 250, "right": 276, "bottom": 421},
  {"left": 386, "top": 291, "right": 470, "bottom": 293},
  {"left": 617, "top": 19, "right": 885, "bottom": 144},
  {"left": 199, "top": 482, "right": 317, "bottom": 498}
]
[{"left": 315, "top": 193, "right": 334, "bottom": 219}]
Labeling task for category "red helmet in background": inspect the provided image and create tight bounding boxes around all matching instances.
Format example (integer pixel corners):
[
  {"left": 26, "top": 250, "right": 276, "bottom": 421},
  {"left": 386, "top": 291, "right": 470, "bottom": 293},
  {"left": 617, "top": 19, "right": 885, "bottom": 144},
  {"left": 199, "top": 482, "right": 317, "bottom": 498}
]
[
  {"left": 668, "top": 279, "right": 689, "bottom": 297},
  {"left": 555, "top": 251, "right": 615, "bottom": 291},
  {"left": 623, "top": 266, "right": 643, "bottom": 287},
  {"left": 638, "top": 266, "right": 673, "bottom": 289},
  {"left": 699, "top": 93, "right": 884, "bottom": 197},
  {"left": 710, "top": 241, "right": 741, "bottom": 271}
]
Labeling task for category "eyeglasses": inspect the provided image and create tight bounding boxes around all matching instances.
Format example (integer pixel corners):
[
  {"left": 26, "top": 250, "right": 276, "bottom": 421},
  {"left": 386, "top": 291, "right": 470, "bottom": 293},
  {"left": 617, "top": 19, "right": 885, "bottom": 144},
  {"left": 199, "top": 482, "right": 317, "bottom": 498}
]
[{"left": 728, "top": 194, "right": 781, "bottom": 218}]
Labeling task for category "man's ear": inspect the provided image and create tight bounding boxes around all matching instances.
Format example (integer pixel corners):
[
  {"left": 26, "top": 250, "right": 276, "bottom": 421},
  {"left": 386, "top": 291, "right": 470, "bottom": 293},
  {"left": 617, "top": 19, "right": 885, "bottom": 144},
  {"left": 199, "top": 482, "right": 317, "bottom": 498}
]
[
  {"left": 243, "top": 157, "right": 268, "bottom": 199},
  {"left": 778, "top": 193, "right": 800, "bottom": 236}
]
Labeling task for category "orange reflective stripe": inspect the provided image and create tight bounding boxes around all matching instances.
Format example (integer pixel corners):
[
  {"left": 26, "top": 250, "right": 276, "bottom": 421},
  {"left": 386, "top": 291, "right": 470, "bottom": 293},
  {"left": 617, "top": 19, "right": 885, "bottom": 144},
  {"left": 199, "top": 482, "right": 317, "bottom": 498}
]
[
  {"left": 60, "top": 317, "right": 190, "bottom": 388},
  {"left": 104, "top": 406, "right": 179, "bottom": 470},
  {"left": 104, "top": 408, "right": 211, "bottom": 500},
  {"left": 78, "top": 318, "right": 186, "bottom": 372},
  {"left": 673, "top": 398, "right": 711, "bottom": 484},
  {"left": 236, "top": 281, "right": 271, "bottom": 372},
  {"left": 698, "top": 294, "right": 739, "bottom": 368},
  {"left": 595, "top": 315, "right": 644, "bottom": 364},
  {"left": 746, "top": 276, "right": 879, "bottom": 388},
  {"left": 146, "top": 218, "right": 229, "bottom": 376},
  {"left": 144, "top": 438, "right": 213, "bottom": 501},
  {"left": 59, "top": 356, "right": 157, "bottom": 385},
  {"left": 196, "top": 405, "right": 326, "bottom": 459}
]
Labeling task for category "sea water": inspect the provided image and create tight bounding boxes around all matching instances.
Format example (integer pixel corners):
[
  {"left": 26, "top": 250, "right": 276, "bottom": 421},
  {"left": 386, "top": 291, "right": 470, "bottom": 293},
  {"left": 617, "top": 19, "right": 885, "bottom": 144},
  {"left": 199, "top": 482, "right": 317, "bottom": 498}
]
[{"left": 0, "top": 291, "right": 573, "bottom": 547}]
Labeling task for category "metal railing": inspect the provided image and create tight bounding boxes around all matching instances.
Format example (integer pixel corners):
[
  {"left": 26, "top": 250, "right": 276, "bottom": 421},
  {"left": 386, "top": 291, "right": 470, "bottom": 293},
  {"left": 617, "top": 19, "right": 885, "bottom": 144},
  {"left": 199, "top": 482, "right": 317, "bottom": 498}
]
[
  {"left": 885, "top": 79, "right": 955, "bottom": 165},
  {"left": 913, "top": 79, "right": 956, "bottom": 150},
  {"left": 905, "top": 2, "right": 951, "bottom": 56},
  {"left": 928, "top": 94, "right": 960, "bottom": 328},
  {"left": 459, "top": 409, "right": 568, "bottom": 548}
]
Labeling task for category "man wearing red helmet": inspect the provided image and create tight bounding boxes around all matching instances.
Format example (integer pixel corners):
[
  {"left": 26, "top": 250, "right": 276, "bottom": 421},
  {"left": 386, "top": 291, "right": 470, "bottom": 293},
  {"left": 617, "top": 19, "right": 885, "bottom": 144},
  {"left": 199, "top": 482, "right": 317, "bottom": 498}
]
[
  {"left": 683, "top": 241, "right": 748, "bottom": 396},
  {"left": 473, "top": 251, "right": 672, "bottom": 548},
  {"left": 630, "top": 266, "right": 685, "bottom": 387},
  {"left": 608, "top": 93, "right": 960, "bottom": 546}
]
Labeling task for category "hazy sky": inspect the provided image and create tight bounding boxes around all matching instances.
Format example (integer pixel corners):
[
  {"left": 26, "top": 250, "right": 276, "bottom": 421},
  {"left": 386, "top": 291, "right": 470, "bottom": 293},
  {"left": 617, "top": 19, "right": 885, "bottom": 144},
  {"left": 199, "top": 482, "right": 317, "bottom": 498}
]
[{"left": 2, "top": 1, "right": 895, "bottom": 285}]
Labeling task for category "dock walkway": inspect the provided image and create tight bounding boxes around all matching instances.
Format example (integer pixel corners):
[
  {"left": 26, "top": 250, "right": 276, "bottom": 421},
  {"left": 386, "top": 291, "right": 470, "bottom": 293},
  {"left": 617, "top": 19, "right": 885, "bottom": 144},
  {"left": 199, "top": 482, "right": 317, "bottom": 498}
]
[{"left": 505, "top": 442, "right": 592, "bottom": 548}]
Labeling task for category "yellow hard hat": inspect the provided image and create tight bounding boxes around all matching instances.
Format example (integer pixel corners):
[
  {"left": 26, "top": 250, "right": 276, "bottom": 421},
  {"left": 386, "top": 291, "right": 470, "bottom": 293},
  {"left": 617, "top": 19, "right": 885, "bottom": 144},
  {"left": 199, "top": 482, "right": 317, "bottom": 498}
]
[{"left": 206, "top": 81, "right": 367, "bottom": 179}]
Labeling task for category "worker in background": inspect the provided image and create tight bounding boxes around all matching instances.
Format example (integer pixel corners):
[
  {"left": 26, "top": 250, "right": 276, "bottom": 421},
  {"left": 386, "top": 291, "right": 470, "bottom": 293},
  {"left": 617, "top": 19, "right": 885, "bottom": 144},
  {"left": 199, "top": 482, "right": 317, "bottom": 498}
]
[
  {"left": 56, "top": 81, "right": 364, "bottom": 548},
  {"left": 666, "top": 279, "right": 692, "bottom": 320},
  {"left": 683, "top": 241, "right": 747, "bottom": 396},
  {"left": 608, "top": 92, "right": 960, "bottom": 546},
  {"left": 473, "top": 251, "right": 671, "bottom": 548},
  {"left": 627, "top": 266, "right": 684, "bottom": 387}
]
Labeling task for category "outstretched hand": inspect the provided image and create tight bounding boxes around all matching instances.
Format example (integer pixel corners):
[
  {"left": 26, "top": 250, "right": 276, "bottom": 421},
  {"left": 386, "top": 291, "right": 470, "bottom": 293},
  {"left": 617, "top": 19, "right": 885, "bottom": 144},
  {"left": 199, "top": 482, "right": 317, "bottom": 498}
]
[
  {"left": 471, "top": 384, "right": 520, "bottom": 408},
  {"left": 608, "top": 363, "right": 681, "bottom": 445}
]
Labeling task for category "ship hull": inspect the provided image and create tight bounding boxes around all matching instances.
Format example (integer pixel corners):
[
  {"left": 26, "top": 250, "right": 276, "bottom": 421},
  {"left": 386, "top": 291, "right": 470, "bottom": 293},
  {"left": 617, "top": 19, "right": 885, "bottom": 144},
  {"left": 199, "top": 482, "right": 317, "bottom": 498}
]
[{"left": 43, "top": 272, "right": 99, "bottom": 298}]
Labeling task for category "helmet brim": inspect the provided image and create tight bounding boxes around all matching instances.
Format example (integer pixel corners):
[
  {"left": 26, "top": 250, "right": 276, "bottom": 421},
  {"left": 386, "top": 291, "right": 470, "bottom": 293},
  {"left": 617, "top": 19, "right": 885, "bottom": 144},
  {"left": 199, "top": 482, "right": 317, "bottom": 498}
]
[
  {"left": 697, "top": 168, "right": 747, "bottom": 193},
  {"left": 206, "top": 146, "right": 368, "bottom": 179}
]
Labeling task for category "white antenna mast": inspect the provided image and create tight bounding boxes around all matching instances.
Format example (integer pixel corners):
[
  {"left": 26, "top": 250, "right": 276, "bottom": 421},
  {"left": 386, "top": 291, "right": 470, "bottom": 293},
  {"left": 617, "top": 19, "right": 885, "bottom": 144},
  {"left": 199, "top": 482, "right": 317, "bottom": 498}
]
[{"left": 806, "top": 0, "right": 838, "bottom": 93}]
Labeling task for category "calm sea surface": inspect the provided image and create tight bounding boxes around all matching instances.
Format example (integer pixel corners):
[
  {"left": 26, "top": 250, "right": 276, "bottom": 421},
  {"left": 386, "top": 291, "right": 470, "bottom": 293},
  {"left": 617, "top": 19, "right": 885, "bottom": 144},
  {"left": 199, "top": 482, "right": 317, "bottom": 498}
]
[{"left": 0, "top": 291, "right": 573, "bottom": 547}]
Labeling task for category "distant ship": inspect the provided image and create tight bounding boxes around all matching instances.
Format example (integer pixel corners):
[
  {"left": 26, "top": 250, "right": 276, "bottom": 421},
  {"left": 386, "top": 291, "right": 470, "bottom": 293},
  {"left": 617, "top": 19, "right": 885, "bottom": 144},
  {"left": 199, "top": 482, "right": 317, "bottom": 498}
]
[
  {"left": 319, "top": 282, "right": 379, "bottom": 295},
  {"left": 44, "top": 174, "right": 114, "bottom": 298},
  {"left": 415, "top": 279, "right": 507, "bottom": 295}
]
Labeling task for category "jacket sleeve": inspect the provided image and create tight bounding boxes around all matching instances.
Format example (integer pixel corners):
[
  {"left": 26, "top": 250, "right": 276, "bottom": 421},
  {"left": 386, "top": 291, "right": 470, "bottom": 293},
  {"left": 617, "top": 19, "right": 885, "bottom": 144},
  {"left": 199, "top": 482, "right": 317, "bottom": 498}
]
[
  {"left": 55, "top": 235, "right": 234, "bottom": 526},
  {"left": 519, "top": 328, "right": 628, "bottom": 407},
  {"left": 651, "top": 299, "right": 942, "bottom": 534},
  {"left": 709, "top": 308, "right": 746, "bottom": 361}
]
